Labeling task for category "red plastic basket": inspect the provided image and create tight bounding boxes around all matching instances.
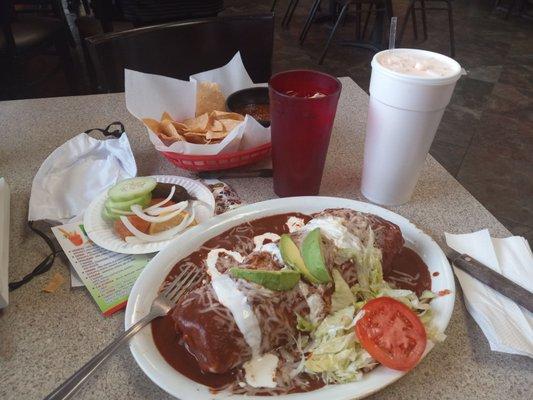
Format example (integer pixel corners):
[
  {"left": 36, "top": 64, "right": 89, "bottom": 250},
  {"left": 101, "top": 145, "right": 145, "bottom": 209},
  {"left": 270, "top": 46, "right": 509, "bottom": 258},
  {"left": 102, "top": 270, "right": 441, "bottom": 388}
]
[{"left": 161, "top": 142, "right": 271, "bottom": 172}]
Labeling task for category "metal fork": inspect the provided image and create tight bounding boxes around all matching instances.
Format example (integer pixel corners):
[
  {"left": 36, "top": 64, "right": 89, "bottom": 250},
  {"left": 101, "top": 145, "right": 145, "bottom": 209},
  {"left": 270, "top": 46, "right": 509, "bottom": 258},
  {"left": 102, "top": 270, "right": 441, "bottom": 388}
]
[{"left": 44, "top": 266, "right": 204, "bottom": 400}]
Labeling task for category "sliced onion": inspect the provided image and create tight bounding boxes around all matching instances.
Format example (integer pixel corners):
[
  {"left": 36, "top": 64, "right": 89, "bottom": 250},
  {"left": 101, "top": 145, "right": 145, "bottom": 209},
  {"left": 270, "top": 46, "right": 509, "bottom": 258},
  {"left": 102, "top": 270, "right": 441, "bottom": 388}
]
[
  {"left": 146, "top": 200, "right": 188, "bottom": 216},
  {"left": 144, "top": 185, "right": 175, "bottom": 211},
  {"left": 120, "top": 208, "right": 196, "bottom": 243},
  {"left": 193, "top": 199, "right": 214, "bottom": 212},
  {"left": 130, "top": 204, "right": 186, "bottom": 223}
]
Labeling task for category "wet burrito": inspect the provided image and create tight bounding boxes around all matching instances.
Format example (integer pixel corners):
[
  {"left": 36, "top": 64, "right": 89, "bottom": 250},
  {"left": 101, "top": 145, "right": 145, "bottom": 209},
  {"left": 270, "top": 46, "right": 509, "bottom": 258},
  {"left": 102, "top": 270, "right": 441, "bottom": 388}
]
[{"left": 170, "top": 209, "right": 405, "bottom": 378}]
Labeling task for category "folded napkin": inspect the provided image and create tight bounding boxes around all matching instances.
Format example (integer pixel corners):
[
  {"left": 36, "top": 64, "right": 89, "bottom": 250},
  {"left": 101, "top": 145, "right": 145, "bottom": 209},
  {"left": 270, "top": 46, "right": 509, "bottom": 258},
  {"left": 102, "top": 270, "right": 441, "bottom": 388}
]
[{"left": 445, "top": 230, "right": 533, "bottom": 358}]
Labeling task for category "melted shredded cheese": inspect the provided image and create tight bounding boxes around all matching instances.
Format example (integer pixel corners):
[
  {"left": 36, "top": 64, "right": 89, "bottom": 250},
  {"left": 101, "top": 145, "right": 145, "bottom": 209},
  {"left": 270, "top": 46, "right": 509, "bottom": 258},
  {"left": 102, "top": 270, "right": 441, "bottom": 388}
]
[
  {"left": 206, "top": 249, "right": 262, "bottom": 356},
  {"left": 286, "top": 216, "right": 305, "bottom": 233}
]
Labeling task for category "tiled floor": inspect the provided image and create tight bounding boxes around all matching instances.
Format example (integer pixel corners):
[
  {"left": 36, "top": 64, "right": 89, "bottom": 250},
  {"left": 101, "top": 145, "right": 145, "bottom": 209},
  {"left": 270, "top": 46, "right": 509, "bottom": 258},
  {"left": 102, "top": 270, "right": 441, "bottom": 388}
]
[{"left": 2, "top": 0, "right": 532, "bottom": 242}]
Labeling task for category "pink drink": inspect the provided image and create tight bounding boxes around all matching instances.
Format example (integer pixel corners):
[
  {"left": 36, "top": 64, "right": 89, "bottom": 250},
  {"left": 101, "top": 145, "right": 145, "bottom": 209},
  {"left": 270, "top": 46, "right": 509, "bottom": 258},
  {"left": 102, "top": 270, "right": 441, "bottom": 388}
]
[{"left": 269, "top": 70, "right": 341, "bottom": 197}]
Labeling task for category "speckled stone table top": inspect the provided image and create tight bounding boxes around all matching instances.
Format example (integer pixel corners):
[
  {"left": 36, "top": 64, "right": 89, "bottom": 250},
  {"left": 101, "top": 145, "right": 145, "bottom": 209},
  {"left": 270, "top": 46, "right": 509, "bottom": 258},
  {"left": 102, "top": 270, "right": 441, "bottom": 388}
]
[{"left": 0, "top": 78, "right": 530, "bottom": 400}]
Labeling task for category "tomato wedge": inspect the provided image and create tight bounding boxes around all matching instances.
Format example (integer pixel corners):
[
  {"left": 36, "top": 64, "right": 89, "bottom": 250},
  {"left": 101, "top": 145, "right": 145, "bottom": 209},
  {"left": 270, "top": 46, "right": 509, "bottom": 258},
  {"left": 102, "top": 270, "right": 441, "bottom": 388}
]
[{"left": 355, "top": 297, "right": 427, "bottom": 371}]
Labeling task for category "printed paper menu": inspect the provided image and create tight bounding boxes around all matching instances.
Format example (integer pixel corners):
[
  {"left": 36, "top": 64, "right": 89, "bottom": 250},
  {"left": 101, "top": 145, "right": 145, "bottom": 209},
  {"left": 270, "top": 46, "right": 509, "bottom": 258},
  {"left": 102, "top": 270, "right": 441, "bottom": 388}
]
[{"left": 52, "top": 223, "right": 152, "bottom": 316}]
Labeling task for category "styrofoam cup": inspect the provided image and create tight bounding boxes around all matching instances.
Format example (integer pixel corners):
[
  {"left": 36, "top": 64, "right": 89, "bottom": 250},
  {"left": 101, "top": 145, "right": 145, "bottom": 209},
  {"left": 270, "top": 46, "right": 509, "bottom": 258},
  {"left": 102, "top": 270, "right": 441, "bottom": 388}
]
[{"left": 361, "top": 49, "right": 462, "bottom": 206}]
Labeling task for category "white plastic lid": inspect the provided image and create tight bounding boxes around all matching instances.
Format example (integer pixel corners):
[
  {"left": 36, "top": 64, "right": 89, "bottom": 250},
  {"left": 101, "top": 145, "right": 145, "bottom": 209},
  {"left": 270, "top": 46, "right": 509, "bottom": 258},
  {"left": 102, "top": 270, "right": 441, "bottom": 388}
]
[{"left": 372, "top": 48, "right": 462, "bottom": 86}]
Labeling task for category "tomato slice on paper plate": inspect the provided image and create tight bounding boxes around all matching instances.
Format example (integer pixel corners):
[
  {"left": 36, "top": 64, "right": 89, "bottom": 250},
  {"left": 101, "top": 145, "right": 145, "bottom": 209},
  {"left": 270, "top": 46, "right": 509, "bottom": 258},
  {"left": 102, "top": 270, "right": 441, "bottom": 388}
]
[{"left": 356, "top": 297, "right": 427, "bottom": 371}]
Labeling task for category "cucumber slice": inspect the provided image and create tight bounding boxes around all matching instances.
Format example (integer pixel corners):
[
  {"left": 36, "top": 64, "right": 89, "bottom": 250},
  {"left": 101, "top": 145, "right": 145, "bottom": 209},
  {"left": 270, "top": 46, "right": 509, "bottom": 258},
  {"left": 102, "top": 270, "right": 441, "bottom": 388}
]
[
  {"left": 108, "top": 177, "right": 157, "bottom": 202},
  {"left": 102, "top": 206, "right": 121, "bottom": 221},
  {"left": 105, "top": 193, "right": 151, "bottom": 212}
]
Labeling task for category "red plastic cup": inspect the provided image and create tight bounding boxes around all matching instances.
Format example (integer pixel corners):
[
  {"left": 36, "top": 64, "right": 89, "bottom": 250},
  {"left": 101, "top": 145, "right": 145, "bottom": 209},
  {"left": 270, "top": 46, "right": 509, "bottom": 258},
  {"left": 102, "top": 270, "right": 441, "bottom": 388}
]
[{"left": 269, "top": 70, "right": 342, "bottom": 197}]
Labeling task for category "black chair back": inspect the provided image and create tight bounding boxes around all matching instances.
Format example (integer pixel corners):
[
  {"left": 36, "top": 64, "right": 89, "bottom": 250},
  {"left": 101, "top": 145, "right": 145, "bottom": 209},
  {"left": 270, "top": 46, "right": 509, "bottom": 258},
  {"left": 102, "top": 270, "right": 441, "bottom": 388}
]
[
  {"left": 86, "top": 14, "right": 275, "bottom": 93},
  {"left": 1, "top": 0, "right": 16, "bottom": 55},
  {"left": 120, "top": 0, "right": 223, "bottom": 25}
]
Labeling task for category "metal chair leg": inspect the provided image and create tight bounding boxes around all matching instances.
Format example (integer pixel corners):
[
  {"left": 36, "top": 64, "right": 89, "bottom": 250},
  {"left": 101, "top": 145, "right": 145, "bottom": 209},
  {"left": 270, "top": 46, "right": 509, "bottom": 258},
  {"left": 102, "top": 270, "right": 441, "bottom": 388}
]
[
  {"left": 286, "top": 0, "right": 300, "bottom": 27},
  {"left": 282, "top": 0, "right": 300, "bottom": 27},
  {"left": 398, "top": 0, "right": 416, "bottom": 47},
  {"left": 271, "top": 0, "right": 278, "bottom": 12},
  {"left": 420, "top": 0, "right": 428, "bottom": 39},
  {"left": 445, "top": 0, "right": 455, "bottom": 57},
  {"left": 299, "top": 0, "right": 322, "bottom": 44},
  {"left": 318, "top": 1, "right": 349, "bottom": 65}
]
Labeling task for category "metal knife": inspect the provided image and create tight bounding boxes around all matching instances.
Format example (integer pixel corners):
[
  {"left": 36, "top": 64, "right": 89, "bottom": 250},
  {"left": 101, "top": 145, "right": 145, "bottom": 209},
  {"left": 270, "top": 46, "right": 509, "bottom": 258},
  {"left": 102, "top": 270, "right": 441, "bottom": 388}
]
[
  {"left": 446, "top": 247, "right": 533, "bottom": 313},
  {"left": 198, "top": 168, "right": 273, "bottom": 180}
]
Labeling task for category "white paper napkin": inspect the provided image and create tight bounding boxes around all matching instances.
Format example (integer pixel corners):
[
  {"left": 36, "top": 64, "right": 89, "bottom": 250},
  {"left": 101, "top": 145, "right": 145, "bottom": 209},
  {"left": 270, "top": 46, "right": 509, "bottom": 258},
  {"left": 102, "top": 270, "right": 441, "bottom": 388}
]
[
  {"left": 445, "top": 230, "right": 533, "bottom": 357},
  {"left": 28, "top": 132, "right": 137, "bottom": 223},
  {"left": 125, "top": 52, "right": 270, "bottom": 156}
]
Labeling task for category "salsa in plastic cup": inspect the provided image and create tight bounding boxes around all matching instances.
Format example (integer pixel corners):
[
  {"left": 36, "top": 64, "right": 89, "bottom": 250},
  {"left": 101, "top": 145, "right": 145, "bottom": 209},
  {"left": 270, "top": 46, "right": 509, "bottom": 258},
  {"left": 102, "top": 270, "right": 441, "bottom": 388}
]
[{"left": 269, "top": 70, "right": 342, "bottom": 197}]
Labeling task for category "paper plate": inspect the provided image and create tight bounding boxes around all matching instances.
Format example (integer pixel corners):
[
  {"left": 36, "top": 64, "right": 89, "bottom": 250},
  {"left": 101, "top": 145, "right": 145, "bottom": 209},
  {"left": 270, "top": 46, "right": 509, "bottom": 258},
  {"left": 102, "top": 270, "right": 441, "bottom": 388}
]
[
  {"left": 125, "top": 196, "right": 455, "bottom": 399},
  {"left": 84, "top": 176, "right": 215, "bottom": 254}
]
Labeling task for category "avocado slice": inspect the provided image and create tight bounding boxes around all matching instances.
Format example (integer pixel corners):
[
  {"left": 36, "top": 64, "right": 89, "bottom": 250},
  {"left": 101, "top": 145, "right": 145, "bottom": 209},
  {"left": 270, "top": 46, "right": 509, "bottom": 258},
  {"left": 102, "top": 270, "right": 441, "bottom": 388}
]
[
  {"left": 301, "top": 228, "right": 331, "bottom": 283},
  {"left": 230, "top": 268, "right": 300, "bottom": 291},
  {"left": 279, "top": 234, "right": 319, "bottom": 284}
]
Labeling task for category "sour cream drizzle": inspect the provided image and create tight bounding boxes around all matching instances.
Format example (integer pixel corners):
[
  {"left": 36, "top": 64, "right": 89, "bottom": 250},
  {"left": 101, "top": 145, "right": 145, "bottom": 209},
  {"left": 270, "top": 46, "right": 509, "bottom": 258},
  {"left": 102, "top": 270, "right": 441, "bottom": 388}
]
[
  {"left": 206, "top": 248, "right": 279, "bottom": 388},
  {"left": 303, "top": 216, "right": 362, "bottom": 250},
  {"left": 253, "top": 233, "right": 281, "bottom": 251}
]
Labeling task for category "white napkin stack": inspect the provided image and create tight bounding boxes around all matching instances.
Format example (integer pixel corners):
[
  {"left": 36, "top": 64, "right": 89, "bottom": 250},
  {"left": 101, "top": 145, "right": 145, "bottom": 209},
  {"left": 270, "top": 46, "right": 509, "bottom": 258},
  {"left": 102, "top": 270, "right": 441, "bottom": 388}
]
[{"left": 445, "top": 230, "right": 533, "bottom": 358}]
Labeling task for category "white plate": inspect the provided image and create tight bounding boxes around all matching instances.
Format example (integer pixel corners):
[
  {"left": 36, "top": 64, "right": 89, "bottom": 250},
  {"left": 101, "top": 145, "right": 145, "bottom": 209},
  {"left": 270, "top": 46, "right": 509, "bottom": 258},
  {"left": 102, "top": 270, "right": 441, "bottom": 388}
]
[
  {"left": 84, "top": 175, "right": 215, "bottom": 254},
  {"left": 125, "top": 197, "right": 455, "bottom": 400}
]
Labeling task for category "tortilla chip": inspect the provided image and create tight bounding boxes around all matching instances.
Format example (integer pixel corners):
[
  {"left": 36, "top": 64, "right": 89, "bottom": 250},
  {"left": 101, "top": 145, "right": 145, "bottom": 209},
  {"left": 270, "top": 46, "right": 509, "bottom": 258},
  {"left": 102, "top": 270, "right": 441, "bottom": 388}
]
[
  {"left": 170, "top": 121, "right": 189, "bottom": 133},
  {"left": 220, "top": 118, "right": 243, "bottom": 133},
  {"left": 206, "top": 129, "right": 229, "bottom": 140},
  {"left": 196, "top": 82, "right": 226, "bottom": 116},
  {"left": 183, "top": 113, "right": 210, "bottom": 132},
  {"left": 142, "top": 118, "right": 162, "bottom": 134},
  {"left": 42, "top": 272, "right": 65, "bottom": 293},
  {"left": 211, "top": 110, "right": 244, "bottom": 121},
  {"left": 157, "top": 136, "right": 180, "bottom": 146},
  {"left": 161, "top": 111, "right": 173, "bottom": 121},
  {"left": 184, "top": 132, "right": 208, "bottom": 144},
  {"left": 210, "top": 119, "right": 224, "bottom": 132},
  {"left": 161, "top": 120, "right": 185, "bottom": 141}
]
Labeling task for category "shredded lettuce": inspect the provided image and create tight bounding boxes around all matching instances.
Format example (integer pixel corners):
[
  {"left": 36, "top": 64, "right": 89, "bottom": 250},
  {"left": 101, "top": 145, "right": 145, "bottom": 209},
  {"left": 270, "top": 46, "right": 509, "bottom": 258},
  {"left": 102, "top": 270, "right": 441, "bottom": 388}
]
[
  {"left": 300, "top": 223, "right": 444, "bottom": 384},
  {"left": 419, "top": 308, "right": 446, "bottom": 342},
  {"left": 331, "top": 269, "right": 354, "bottom": 312},
  {"left": 296, "top": 313, "right": 315, "bottom": 332},
  {"left": 304, "top": 306, "right": 377, "bottom": 383},
  {"left": 350, "top": 228, "right": 386, "bottom": 299}
]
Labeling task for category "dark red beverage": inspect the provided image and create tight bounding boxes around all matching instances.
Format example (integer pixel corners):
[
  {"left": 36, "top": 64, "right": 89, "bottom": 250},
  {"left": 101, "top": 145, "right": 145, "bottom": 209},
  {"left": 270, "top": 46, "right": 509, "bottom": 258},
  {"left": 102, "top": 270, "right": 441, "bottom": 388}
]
[{"left": 269, "top": 70, "right": 341, "bottom": 197}]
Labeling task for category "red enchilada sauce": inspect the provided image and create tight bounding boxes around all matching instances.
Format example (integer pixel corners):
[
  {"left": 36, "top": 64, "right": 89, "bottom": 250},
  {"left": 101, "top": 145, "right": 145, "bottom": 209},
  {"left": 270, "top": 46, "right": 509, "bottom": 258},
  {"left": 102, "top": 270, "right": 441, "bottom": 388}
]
[
  {"left": 384, "top": 247, "right": 432, "bottom": 296},
  {"left": 151, "top": 213, "right": 432, "bottom": 393}
]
